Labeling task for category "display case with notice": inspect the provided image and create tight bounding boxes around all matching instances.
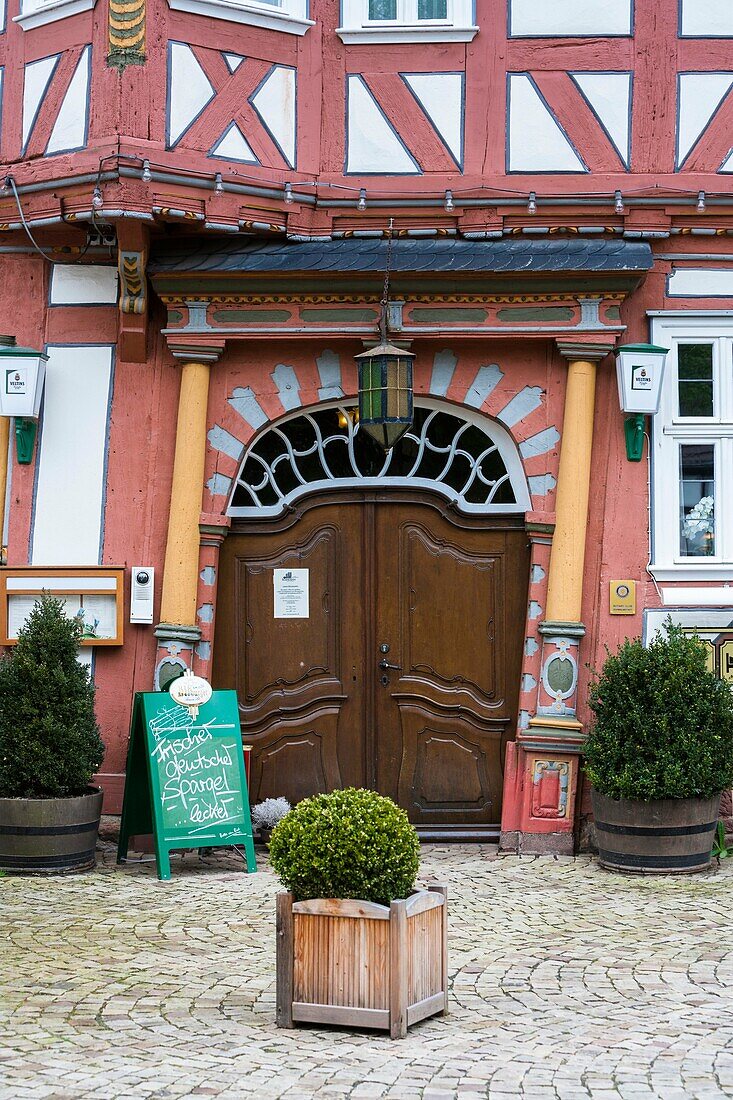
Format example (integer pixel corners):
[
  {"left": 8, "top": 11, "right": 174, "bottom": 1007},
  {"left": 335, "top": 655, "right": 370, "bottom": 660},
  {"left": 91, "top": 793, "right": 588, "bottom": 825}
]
[{"left": 0, "top": 567, "right": 125, "bottom": 646}]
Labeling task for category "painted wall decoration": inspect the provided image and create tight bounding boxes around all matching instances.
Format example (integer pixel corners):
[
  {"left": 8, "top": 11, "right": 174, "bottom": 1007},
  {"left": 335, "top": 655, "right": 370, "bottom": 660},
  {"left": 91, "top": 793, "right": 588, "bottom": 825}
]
[
  {"left": 22, "top": 47, "right": 91, "bottom": 158},
  {"left": 108, "top": 0, "right": 146, "bottom": 70},
  {"left": 346, "top": 72, "right": 463, "bottom": 175},
  {"left": 166, "top": 43, "right": 296, "bottom": 168}
]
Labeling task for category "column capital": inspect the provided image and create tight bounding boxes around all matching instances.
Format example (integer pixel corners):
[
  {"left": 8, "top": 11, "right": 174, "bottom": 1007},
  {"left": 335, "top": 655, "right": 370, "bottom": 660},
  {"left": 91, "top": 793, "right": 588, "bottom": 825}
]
[
  {"left": 167, "top": 340, "right": 226, "bottom": 364},
  {"left": 555, "top": 337, "right": 617, "bottom": 362}
]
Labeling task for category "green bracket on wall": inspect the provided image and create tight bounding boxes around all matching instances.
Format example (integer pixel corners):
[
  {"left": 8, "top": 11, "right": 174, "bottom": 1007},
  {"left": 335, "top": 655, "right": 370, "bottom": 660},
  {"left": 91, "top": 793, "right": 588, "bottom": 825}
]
[
  {"left": 15, "top": 417, "right": 37, "bottom": 465},
  {"left": 624, "top": 414, "right": 646, "bottom": 462}
]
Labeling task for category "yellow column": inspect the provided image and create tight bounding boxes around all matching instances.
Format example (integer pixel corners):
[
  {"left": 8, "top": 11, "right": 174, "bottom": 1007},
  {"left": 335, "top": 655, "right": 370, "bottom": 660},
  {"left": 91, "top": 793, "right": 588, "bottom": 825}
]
[
  {"left": 159, "top": 358, "right": 212, "bottom": 628},
  {"left": 544, "top": 345, "right": 609, "bottom": 625}
]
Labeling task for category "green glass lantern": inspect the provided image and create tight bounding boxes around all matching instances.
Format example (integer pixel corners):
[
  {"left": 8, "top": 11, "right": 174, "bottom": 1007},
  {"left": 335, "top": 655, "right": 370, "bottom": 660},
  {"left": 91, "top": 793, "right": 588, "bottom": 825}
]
[{"left": 355, "top": 342, "right": 415, "bottom": 450}]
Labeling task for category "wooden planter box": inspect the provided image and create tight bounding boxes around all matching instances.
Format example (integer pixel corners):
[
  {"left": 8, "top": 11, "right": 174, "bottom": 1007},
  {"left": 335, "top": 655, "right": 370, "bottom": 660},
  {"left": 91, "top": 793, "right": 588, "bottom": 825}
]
[{"left": 276, "top": 886, "right": 448, "bottom": 1039}]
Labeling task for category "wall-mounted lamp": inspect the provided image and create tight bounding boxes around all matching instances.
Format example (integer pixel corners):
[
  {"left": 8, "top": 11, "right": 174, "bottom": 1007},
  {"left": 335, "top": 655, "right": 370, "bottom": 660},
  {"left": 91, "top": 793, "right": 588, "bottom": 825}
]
[
  {"left": 0, "top": 336, "right": 48, "bottom": 464},
  {"left": 697, "top": 190, "right": 706, "bottom": 212},
  {"left": 614, "top": 343, "right": 669, "bottom": 461},
  {"left": 284, "top": 182, "right": 294, "bottom": 204},
  {"left": 357, "top": 188, "right": 368, "bottom": 212},
  {"left": 91, "top": 185, "right": 104, "bottom": 211},
  {"left": 527, "top": 191, "right": 537, "bottom": 215},
  {"left": 444, "top": 190, "right": 455, "bottom": 213},
  {"left": 614, "top": 190, "right": 625, "bottom": 215},
  {"left": 142, "top": 160, "right": 152, "bottom": 183}
]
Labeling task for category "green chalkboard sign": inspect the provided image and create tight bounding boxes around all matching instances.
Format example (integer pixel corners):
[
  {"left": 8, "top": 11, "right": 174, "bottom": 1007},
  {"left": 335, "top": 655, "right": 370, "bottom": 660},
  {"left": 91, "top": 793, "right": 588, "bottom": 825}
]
[{"left": 117, "top": 691, "right": 256, "bottom": 880}]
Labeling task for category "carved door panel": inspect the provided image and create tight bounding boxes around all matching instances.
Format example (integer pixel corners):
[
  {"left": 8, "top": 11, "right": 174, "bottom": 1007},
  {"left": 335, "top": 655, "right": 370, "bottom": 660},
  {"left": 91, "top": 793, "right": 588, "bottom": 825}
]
[
  {"left": 214, "top": 493, "right": 528, "bottom": 837},
  {"left": 214, "top": 502, "right": 367, "bottom": 805},
  {"left": 373, "top": 502, "right": 529, "bottom": 835}
]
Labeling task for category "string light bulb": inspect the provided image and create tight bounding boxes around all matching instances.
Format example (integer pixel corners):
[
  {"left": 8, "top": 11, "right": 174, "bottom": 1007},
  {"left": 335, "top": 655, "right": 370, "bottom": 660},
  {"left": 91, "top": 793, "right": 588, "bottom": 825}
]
[
  {"left": 444, "top": 190, "right": 455, "bottom": 213},
  {"left": 142, "top": 160, "right": 152, "bottom": 183},
  {"left": 91, "top": 186, "right": 104, "bottom": 210},
  {"left": 214, "top": 173, "right": 224, "bottom": 194},
  {"left": 284, "top": 182, "right": 294, "bottom": 204},
  {"left": 614, "top": 190, "right": 625, "bottom": 215},
  {"left": 527, "top": 191, "right": 537, "bottom": 215},
  {"left": 357, "top": 188, "right": 367, "bottom": 212},
  {"left": 697, "top": 190, "right": 706, "bottom": 212}
]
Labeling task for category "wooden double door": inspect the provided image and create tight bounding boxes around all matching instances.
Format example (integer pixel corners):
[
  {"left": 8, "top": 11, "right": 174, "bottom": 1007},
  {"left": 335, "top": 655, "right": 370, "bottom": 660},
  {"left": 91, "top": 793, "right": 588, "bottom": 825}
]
[{"left": 213, "top": 491, "right": 529, "bottom": 839}]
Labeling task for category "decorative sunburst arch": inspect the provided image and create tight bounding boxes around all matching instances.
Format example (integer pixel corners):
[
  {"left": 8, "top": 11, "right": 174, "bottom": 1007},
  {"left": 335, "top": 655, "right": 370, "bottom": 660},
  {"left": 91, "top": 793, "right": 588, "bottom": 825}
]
[{"left": 227, "top": 398, "right": 531, "bottom": 517}]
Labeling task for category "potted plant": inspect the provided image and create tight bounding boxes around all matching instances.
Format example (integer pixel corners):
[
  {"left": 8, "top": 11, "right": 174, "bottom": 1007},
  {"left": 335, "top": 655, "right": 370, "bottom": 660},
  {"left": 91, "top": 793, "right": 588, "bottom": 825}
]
[
  {"left": 585, "top": 623, "right": 733, "bottom": 874},
  {"left": 251, "top": 796, "right": 291, "bottom": 845},
  {"left": 0, "top": 595, "right": 105, "bottom": 873},
  {"left": 270, "top": 787, "right": 448, "bottom": 1039}
]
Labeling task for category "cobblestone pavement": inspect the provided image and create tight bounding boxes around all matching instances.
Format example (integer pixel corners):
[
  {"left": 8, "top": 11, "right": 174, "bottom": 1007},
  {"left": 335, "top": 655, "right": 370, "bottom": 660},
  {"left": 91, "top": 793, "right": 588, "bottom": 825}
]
[{"left": 3, "top": 835, "right": 733, "bottom": 1100}]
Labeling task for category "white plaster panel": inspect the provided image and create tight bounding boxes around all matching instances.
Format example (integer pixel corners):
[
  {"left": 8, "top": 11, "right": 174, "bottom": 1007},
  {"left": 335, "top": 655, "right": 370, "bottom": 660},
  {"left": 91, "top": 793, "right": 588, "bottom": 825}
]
[
  {"left": 168, "top": 42, "right": 215, "bottom": 147},
  {"left": 31, "top": 346, "right": 113, "bottom": 566},
  {"left": 50, "top": 265, "right": 118, "bottom": 306},
  {"left": 46, "top": 45, "right": 90, "bottom": 154},
  {"left": 223, "top": 52, "right": 244, "bottom": 72},
  {"left": 667, "top": 268, "right": 733, "bottom": 297},
  {"left": 0, "top": 0, "right": 5, "bottom": 34},
  {"left": 211, "top": 122, "right": 258, "bottom": 163},
  {"left": 402, "top": 73, "right": 463, "bottom": 165},
  {"left": 677, "top": 73, "right": 733, "bottom": 167},
  {"left": 681, "top": 0, "right": 733, "bottom": 36},
  {"left": 346, "top": 75, "right": 419, "bottom": 175},
  {"left": 251, "top": 66, "right": 296, "bottom": 168},
  {"left": 510, "top": 0, "right": 631, "bottom": 36},
  {"left": 508, "top": 74, "right": 585, "bottom": 172},
  {"left": 571, "top": 72, "right": 631, "bottom": 165},
  {"left": 22, "top": 54, "right": 58, "bottom": 151}
]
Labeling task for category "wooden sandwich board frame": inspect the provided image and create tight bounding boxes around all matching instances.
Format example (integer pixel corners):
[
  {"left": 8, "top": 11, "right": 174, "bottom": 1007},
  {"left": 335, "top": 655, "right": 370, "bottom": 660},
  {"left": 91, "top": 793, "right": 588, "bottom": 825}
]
[{"left": 117, "top": 690, "right": 256, "bottom": 881}]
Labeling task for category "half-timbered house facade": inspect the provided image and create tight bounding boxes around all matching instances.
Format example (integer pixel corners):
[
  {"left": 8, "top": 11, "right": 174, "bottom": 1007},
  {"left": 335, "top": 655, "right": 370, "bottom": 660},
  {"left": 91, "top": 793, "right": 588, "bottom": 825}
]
[{"left": 0, "top": 0, "right": 731, "bottom": 851}]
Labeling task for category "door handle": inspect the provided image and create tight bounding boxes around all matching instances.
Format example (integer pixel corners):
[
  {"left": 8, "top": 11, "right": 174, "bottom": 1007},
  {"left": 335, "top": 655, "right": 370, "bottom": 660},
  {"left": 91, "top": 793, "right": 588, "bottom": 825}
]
[{"left": 379, "top": 659, "right": 402, "bottom": 671}]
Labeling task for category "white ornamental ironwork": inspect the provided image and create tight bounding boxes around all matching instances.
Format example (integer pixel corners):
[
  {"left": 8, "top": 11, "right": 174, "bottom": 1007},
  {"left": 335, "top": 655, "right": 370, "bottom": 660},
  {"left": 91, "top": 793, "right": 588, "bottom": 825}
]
[{"left": 228, "top": 400, "right": 531, "bottom": 517}]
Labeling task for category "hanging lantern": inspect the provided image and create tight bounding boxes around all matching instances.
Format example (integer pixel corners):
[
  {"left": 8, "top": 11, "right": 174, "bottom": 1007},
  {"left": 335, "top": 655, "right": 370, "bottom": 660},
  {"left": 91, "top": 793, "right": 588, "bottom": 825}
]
[
  {"left": 355, "top": 341, "right": 415, "bottom": 449},
  {"left": 0, "top": 335, "right": 49, "bottom": 465}
]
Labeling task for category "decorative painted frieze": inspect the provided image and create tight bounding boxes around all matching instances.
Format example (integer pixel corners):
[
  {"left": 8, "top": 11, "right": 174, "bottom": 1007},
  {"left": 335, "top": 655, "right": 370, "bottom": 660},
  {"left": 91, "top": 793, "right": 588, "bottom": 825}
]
[{"left": 108, "top": 0, "right": 146, "bottom": 70}]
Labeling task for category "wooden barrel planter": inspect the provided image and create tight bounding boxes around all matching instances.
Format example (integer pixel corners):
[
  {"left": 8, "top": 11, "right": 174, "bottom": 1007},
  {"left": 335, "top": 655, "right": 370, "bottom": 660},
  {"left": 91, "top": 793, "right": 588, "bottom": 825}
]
[
  {"left": 0, "top": 787, "right": 103, "bottom": 873},
  {"left": 276, "top": 886, "right": 448, "bottom": 1039},
  {"left": 592, "top": 791, "right": 721, "bottom": 874}
]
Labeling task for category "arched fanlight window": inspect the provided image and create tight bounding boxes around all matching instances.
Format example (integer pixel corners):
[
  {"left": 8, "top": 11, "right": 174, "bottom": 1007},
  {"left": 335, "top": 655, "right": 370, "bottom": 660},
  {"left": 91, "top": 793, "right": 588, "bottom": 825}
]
[{"left": 228, "top": 399, "right": 531, "bottom": 517}]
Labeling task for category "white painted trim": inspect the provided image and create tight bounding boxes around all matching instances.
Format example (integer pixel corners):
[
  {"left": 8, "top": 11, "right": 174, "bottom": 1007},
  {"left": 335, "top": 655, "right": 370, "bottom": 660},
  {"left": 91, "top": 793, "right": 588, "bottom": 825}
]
[
  {"left": 336, "top": 24, "right": 477, "bottom": 40},
  {"left": 661, "top": 586, "right": 733, "bottom": 606},
  {"left": 168, "top": 0, "right": 314, "bottom": 34},
  {"left": 651, "top": 568, "right": 733, "bottom": 581},
  {"left": 14, "top": 0, "right": 95, "bottom": 30}
]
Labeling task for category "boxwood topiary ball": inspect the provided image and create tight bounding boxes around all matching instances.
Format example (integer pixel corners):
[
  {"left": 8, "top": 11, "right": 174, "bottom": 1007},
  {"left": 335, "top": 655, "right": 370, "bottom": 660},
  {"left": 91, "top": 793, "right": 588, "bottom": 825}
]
[{"left": 268, "top": 787, "right": 420, "bottom": 905}]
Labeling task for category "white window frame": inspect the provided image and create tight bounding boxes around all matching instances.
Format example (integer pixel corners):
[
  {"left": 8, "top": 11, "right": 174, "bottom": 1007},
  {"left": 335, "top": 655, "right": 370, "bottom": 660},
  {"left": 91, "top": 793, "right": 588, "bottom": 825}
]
[
  {"left": 167, "top": 0, "right": 313, "bottom": 35},
  {"left": 14, "top": 0, "right": 96, "bottom": 32},
  {"left": 337, "top": 0, "right": 477, "bottom": 42},
  {"left": 650, "top": 313, "right": 733, "bottom": 581}
]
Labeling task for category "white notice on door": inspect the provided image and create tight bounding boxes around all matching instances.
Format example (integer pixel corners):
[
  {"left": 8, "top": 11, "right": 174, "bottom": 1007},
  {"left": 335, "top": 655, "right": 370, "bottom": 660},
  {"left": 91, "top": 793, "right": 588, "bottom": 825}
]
[{"left": 273, "top": 568, "right": 309, "bottom": 619}]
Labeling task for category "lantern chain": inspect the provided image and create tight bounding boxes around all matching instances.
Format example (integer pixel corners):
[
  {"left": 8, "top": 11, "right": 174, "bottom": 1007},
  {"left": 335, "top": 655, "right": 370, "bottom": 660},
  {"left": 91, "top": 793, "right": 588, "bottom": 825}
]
[{"left": 379, "top": 217, "right": 394, "bottom": 342}]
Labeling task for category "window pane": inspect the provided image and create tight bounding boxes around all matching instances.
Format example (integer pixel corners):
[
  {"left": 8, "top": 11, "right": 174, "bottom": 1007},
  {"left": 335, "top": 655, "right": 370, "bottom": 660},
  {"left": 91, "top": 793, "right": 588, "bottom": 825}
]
[
  {"left": 369, "top": 0, "right": 396, "bottom": 18},
  {"left": 418, "top": 0, "right": 447, "bottom": 17},
  {"left": 679, "top": 444, "right": 715, "bottom": 556},
  {"left": 678, "top": 344, "right": 713, "bottom": 417}
]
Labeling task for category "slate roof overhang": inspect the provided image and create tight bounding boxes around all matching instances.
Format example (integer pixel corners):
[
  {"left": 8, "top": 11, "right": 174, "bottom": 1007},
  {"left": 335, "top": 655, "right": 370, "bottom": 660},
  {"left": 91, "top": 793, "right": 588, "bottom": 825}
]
[{"left": 149, "top": 237, "right": 653, "bottom": 298}]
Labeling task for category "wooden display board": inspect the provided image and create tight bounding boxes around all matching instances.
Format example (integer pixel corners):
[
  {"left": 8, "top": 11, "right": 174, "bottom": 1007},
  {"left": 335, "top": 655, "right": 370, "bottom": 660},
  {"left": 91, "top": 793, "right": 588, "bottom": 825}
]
[
  {"left": 117, "top": 691, "right": 256, "bottom": 881},
  {"left": 0, "top": 567, "right": 124, "bottom": 646}
]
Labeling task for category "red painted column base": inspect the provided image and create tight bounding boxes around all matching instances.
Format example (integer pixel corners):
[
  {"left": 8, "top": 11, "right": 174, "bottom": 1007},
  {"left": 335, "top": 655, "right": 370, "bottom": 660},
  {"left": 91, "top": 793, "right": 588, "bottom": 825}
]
[{"left": 499, "top": 725, "right": 584, "bottom": 855}]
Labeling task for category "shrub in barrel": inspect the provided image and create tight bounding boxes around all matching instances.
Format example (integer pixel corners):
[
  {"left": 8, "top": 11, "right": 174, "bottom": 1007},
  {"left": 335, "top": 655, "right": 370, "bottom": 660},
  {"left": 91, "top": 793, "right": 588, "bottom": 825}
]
[
  {"left": 0, "top": 595, "right": 104, "bottom": 873},
  {"left": 585, "top": 623, "right": 733, "bottom": 874}
]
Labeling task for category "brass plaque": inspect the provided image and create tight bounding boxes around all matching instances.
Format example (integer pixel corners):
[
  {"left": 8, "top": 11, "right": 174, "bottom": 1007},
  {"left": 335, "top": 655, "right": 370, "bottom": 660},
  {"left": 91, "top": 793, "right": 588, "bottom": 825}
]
[{"left": 610, "top": 580, "right": 636, "bottom": 615}]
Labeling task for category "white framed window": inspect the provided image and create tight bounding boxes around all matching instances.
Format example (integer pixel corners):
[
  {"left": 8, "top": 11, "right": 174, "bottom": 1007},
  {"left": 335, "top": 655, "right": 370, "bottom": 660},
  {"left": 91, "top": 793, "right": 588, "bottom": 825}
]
[
  {"left": 650, "top": 314, "right": 733, "bottom": 580},
  {"left": 167, "top": 0, "right": 313, "bottom": 35},
  {"left": 14, "top": 0, "right": 96, "bottom": 32},
  {"left": 337, "top": 0, "right": 477, "bottom": 42}
]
